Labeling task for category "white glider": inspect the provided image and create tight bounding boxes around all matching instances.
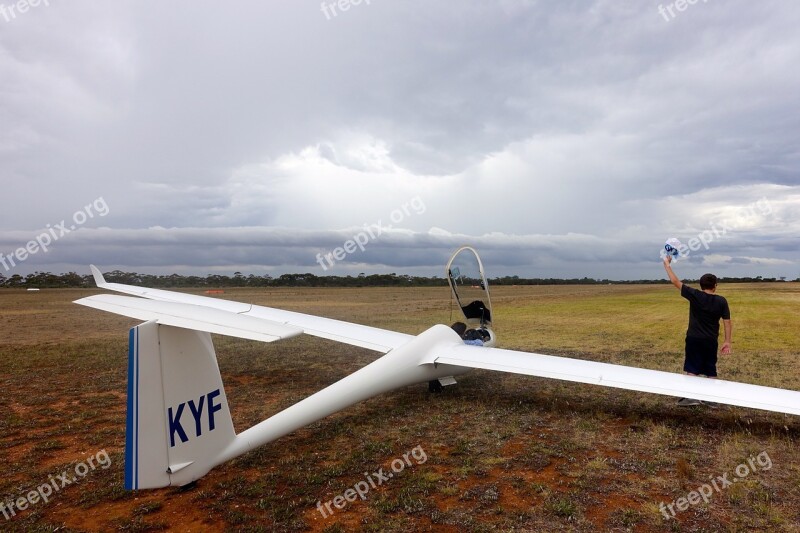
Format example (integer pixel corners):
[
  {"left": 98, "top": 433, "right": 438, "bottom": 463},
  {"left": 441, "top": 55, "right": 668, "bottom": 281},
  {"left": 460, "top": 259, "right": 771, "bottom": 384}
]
[{"left": 74, "top": 247, "right": 800, "bottom": 490}]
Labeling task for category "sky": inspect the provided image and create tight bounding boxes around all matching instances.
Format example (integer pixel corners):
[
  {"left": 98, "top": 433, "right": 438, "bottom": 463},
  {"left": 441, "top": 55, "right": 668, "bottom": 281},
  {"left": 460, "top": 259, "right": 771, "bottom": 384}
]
[{"left": 1, "top": 0, "right": 798, "bottom": 280}]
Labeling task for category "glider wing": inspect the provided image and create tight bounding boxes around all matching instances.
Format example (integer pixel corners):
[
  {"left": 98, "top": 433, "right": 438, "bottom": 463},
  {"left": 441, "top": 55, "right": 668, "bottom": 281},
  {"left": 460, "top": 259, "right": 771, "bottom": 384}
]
[
  {"left": 431, "top": 344, "right": 800, "bottom": 416},
  {"left": 83, "top": 265, "right": 411, "bottom": 352}
]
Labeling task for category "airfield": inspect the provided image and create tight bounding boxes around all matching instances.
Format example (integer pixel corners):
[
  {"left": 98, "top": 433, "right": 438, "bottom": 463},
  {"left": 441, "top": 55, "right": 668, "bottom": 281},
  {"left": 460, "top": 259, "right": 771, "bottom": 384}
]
[{"left": 1, "top": 283, "right": 799, "bottom": 532}]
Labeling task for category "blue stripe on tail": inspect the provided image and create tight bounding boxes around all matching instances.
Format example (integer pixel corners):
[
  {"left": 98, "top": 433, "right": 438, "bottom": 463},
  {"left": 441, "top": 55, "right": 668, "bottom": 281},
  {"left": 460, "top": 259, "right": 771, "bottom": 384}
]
[{"left": 125, "top": 327, "right": 137, "bottom": 489}]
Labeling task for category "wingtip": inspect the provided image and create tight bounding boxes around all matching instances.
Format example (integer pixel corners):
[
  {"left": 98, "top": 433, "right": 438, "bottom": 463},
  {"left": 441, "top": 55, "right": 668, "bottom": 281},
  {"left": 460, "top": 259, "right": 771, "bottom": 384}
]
[{"left": 90, "top": 265, "right": 107, "bottom": 287}]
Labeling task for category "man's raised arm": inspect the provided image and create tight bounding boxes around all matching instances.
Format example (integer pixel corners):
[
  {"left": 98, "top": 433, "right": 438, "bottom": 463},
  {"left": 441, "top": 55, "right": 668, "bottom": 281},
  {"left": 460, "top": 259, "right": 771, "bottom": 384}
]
[{"left": 663, "top": 256, "right": 683, "bottom": 290}]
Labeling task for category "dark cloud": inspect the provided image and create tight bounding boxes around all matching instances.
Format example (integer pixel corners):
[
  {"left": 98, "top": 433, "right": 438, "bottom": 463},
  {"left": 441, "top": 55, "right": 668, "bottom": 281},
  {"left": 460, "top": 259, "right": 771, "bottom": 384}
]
[{"left": 1, "top": 1, "right": 798, "bottom": 279}]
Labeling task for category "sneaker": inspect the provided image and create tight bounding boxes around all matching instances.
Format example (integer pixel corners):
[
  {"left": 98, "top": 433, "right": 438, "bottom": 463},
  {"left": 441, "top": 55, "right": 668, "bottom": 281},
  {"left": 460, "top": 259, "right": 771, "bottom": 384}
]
[
  {"left": 428, "top": 380, "right": 443, "bottom": 393},
  {"left": 677, "top": 397, "right": 701, "bottom": 406},
  {"left": 700, "top": 400, "right": 720, "bottom": 408}
]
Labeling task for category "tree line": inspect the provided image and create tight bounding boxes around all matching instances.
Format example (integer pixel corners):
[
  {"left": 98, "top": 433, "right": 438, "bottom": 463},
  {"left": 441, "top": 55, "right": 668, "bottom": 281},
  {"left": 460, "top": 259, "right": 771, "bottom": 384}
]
[{"left": 0, "top": 271, "right": 795, "bottom": 289}]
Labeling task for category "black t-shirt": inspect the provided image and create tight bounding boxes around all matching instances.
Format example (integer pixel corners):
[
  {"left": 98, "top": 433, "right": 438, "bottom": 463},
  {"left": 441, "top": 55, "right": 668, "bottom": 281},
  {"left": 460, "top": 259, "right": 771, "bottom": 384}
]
[{"left": 681, "top": 284, "right": 731, "bottom": 340}]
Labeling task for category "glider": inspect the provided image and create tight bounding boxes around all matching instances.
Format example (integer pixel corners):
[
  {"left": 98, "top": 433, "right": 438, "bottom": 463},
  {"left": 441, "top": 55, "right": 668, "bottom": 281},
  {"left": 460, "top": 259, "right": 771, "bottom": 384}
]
[{"left": 74, "top": 246, "right": 800, "bottom": 490}]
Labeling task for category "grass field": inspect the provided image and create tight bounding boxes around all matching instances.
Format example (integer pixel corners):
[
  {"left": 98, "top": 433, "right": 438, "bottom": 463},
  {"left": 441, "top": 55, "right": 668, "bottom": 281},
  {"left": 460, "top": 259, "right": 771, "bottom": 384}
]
[{"left": 1, "top": 283, "right": 800, "bottom": 532}]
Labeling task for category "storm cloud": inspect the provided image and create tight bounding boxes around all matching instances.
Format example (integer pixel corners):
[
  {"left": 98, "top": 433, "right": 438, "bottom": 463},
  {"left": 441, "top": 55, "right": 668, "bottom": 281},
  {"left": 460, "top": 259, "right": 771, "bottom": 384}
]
[{"left": 1, "top": 0, "right": 798, "bottom": 279}]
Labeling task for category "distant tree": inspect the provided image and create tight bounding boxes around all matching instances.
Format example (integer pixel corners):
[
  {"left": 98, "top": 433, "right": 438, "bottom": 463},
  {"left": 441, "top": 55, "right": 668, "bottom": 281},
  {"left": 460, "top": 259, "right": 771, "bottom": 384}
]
[
  {"left": 205, "top": 274, "right": 227, "bottom": 287},
  {"left": 2, "top": 269, "right": 794, "bottom": 288},
  {"left": 61, "top": 272, "right": 86, "bottom": 287}
]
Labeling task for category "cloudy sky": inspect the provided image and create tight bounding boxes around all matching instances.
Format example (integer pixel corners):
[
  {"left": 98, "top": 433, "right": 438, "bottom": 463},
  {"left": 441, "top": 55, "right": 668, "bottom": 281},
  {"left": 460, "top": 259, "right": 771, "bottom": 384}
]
[{"left": 1, "top": 0, "right": 798, "bottom": 280}]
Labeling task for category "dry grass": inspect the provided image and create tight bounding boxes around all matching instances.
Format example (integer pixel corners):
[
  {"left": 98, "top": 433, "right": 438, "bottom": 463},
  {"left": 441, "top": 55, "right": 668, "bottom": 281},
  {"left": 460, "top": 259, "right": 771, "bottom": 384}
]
[{"left": 1, "top": 283, "right": 799, "bottom": 531}]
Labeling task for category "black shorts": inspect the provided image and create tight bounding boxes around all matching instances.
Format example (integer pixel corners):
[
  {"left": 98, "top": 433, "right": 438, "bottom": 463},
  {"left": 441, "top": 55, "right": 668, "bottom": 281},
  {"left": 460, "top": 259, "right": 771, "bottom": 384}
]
[{"left": 684, "top": 336, "right": 718, "bottom": 377}]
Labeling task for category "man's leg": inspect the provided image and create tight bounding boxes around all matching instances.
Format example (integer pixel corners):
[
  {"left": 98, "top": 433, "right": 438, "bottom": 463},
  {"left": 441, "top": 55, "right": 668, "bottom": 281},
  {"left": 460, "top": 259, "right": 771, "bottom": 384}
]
[
  {"left": 678, "top": 338, "right": 703, "bottom": 406},
  {"left": 698, "top": 340, "right": 720, "bottom": 407}
]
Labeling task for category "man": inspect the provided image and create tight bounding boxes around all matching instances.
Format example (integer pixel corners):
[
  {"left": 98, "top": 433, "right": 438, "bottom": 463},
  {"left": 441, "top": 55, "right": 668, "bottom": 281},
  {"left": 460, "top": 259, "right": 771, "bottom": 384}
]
[{"left": 663, "top": 256, "right": 732, "bottom": 406}]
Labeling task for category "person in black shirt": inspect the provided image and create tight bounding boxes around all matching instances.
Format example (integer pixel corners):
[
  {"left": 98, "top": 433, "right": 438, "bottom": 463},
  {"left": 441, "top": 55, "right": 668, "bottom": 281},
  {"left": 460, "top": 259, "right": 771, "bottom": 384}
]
[{"left": 663, "top": 256, "right": 732, "bottom": 406}]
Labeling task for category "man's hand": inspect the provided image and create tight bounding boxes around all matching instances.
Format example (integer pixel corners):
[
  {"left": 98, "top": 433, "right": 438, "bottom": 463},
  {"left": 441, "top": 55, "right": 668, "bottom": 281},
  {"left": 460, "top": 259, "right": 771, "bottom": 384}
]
[
  {"left": 663, "top": 255, "right": 672, "bottom": 267},
  {"left": 721, "top": 342, "right": 732, "bottom": 355}
]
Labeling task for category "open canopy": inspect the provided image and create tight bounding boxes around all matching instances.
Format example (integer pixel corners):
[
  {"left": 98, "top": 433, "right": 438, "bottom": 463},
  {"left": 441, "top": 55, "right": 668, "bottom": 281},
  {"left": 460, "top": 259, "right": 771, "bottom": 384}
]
[{"left": 446, "top": 246, "right": 493, "bottom": 328}]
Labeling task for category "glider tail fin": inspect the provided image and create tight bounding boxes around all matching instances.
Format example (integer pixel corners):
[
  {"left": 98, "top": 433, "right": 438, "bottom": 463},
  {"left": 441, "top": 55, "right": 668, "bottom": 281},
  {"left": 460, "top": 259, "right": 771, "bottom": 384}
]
[{"left": 126, "top": 321, "right": 236, "bottom": 489}]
